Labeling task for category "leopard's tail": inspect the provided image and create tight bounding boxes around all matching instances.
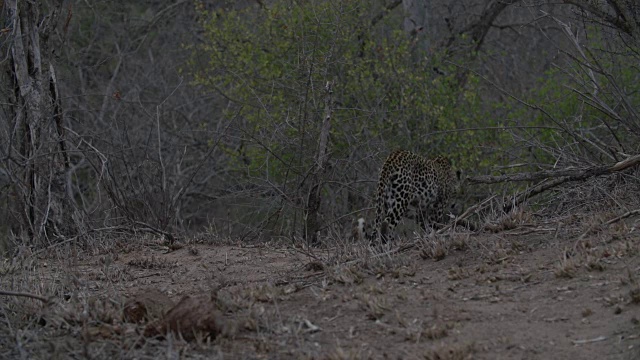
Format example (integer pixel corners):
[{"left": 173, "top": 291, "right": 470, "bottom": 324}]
[{"left": 355, "top": 217, "right": 380, "bottom": 242}]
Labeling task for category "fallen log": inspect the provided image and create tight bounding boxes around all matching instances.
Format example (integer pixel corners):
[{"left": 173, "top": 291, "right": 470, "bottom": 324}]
[
  {"left": 466, "top": 154, "right": 640, "bottom": 213},
  {"left": 468, "top": 154, "right": 640, "bottom": 184}
]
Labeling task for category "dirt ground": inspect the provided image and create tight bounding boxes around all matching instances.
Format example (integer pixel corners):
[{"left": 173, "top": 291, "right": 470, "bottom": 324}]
[{"left": 2, "top": 220, "right": 640, "bottom": 359}]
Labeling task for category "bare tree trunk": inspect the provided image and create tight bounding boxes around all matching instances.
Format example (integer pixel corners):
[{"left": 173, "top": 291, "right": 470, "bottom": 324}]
[
  {"left": 3, "top": 0, "right": 75, "bottom": 245},
  {"left": 305, "top": 82, "right": 333, "bottom": 247}
]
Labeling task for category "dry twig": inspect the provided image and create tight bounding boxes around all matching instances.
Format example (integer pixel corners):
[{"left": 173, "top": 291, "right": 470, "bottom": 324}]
[
  {"left": 605, "top": 209, "right": 640, "bottom": 225},
  {"left": 0, "top": 289, "right": 49, "bottom": 304}
]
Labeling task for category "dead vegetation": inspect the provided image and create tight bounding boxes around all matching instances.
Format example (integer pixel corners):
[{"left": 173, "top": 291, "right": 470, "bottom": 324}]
[
  {"left": 122, "top": 289, "right": 174, "bottom": 323},
  {"left": 0, "top": 95, "right": 612, "bottom": 360},
  {"left": 2, "top": 182, "right": 639, "bottom": 358},
  {"left": 423, "top": 343, "right": 476, "bottom": 360},
  {"left": 143, "top": 293, "right": 225, "bottom": 341},
  {"left": 3, "top": 0, "right": 640, "bottom": 358},
  {"left": 1, "top": 97, "right": 639, "bottom": 356}
]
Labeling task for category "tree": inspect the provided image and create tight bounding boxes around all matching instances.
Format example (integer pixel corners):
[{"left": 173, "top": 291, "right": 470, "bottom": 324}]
[
  {"left": 1, "top": 0, "right": 78, "bottom": 245},
  {"left": 191, "top": 0, "right": 501, "bottom": 244}
]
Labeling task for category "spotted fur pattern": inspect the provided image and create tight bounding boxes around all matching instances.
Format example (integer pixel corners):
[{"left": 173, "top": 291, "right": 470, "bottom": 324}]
[{"left": 361, "top": 150, "right": 461, "bottom": 243}]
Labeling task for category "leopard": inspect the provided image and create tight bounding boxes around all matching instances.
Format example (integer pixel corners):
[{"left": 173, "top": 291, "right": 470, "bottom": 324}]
[{"left": 358, "top": 150, "right": 462, "bottom": 243}]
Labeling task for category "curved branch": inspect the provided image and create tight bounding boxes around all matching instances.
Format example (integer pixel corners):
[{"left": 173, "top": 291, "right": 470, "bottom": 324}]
[
  {"left": 469, "top": 154, "right": 640, "bottom": 184},
  {"left": 469, "top": 154, "right": 640, "bottom": 213},
  {"left": 0, "top": 289, "right": 49, "bottom": 303},
  {"left": 563, "top": 0, "right": 636, "bottom": 37},
  {"left": 449, "top": 0, "right": 521, "bottom": 51}
]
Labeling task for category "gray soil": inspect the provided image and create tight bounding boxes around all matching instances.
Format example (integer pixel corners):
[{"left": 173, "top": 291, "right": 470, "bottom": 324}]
[{"left": 2, "top": 224, "right": 640, "bottom": 359}]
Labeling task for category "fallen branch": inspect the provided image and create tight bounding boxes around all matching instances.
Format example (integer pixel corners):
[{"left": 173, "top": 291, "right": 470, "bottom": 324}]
[
  {"left": 571, "top": 335, "right": 607, "bottom": 345},
  {"left": 469, "top": 153, "right": 640, "bottom": 184},
  {"left": 133, "top": 220, "right": 176, "bottom": 243},
  {"left": 437, "top": 195, "right": 497, "bottom": 234},
  {"left": 605, "top": 208, "right": 640, "bottom": 225},
  {"left": 577, "top": 208, "right": 640, "bottom": 240},
  {"left": 468, "top": 154, "right": 640, "bottom": 213},
  {"left": 504, "top": 227, "right": 557, "bottom": 236},
  {"left": 0, "top": 289, "right": 49, "bottom": 303},
  {"left": 504, "top": 177, "right": 566, "bottom": 213}
]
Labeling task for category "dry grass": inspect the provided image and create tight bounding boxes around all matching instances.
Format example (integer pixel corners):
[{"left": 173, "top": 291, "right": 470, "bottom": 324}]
[
  {"left": 0, "top": 238, "right": 278, "bottom": 359},
  {"left": 584, "top": 252, "right": 606, "bottom": 272},
  {"left": 329, "top": 265, "right": 364, "bottom": 285},
  {"left": 403, "top": 321, "right": 446, "bottom": 342},
  {"left": 357, "top": 293, "right": 389, "bottom": 320},
  {"left": 419, "top": 234, "right": 450, "bottom": 261},
  {"left": 554, "top": 253, "right": 578, "bottom": 279},
  {"left": 484, "top": 207, "right": 532, "bottom": 233},
  {"left": 325, "top": 346, "right": 365, "bottom": 360},
  {"left": 447, "top": 265, "right": 469, "bottom": 281},
  {"left": 127, "top": 255, "right": 177, "bottom": 269},
  {"left": 1, "top": 195, "right": 639, "bottom": 359},
  {"left": 552, "top": 216, "right": 640, "bottom": 280},
  {"left": 423, "top": 342, "right": 476, "bottom": 360}
]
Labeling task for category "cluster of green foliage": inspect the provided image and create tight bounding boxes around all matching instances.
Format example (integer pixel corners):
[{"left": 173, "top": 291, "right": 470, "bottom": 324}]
[{"left": 190, "top": 0, "right": 503, "bottom": 180}]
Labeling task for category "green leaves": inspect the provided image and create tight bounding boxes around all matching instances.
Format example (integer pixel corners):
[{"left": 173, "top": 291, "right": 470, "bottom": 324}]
[{"left": 189, "top": 1, "right": 502, "bottom": 178}]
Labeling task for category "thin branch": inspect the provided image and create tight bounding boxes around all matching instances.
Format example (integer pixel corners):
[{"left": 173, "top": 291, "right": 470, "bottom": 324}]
[
  {"left": 371, "top": 0, "right": 402, "bottom": 27},
  {"left": 133, "top": 220, "right": 176, "bottom": 243},
  {"left": 504, "top": 177, "right": 567, "bottom": 213},
  {"left": 562, "top": 0, "right": 634, "bottom": 36},
  {"left": 449, "top": 0, "right": 520, "bottom": 50},
  {"left": 171, "top": 106, "right": 242, "bottom": 210},
  {"left": 0, "top": 289, "right": 48, "bottom": 304},
  {"left": 436, "top": 195, "right": 497, "bottom": 234},
  {"left": 605, "top": 208, "right": 640, "bottom": 225}
]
